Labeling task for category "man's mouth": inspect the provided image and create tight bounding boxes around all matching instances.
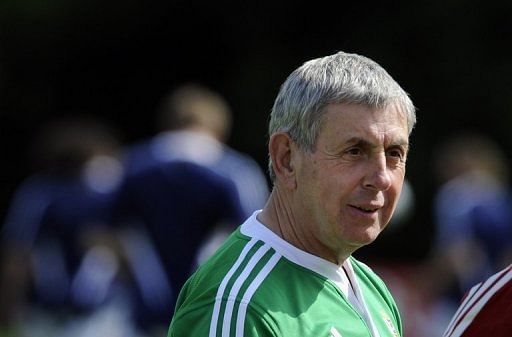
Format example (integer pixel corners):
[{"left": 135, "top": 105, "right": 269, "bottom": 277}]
[{"left": 351, "top": 205, "right": 379, "bottom": 213}]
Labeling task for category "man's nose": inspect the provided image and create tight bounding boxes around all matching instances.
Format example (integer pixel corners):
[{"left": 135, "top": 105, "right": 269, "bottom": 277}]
[{"left": 363, "top": 154, "right": 392, "bottom": 191}]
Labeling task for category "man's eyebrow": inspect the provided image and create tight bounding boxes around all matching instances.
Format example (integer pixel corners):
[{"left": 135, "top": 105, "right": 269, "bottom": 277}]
[
  {"left": 345, "top": 137, "right": 409, "bottom": 148},
  {"left": 390, "top": 138, "right": 410, "bottom": 148},
  {"left": 345, "top": 137, "right": 374, "bottom": 148}
]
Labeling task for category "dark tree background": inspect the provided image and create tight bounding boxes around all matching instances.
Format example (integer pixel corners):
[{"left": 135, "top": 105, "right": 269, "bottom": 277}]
[{"left": 2, "top": 0, "right": 512, "bottom": 260}]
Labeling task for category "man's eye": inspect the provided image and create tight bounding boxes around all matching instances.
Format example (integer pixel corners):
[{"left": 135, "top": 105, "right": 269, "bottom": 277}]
[
  {"left": 387, "top": 149, "right": 404, "bottom": 160},
  {"left": 388, "top": 150, "right": 401, "bottom": 157},
  {"left": 347, "top": 148, "right": 362, "bottom": 155}
]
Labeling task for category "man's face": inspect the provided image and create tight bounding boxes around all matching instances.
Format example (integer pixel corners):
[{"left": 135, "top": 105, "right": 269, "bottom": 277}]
[{"left": 292, "top": 102, "right": 409, "bottom": 261}]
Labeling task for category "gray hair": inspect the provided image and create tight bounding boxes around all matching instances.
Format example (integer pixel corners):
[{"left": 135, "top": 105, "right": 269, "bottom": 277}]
[{"left": 268, "top": 51, "right": 416, "bottom": 181}]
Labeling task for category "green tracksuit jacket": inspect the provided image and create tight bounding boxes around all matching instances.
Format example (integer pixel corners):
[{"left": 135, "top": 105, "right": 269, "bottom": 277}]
[{"left": 169, "top": 212, "right": 402, "bottom": 337}]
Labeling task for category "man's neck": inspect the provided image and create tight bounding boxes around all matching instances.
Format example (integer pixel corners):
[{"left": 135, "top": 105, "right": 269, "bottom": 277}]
[{"left": 258, "top": 188, "right": 349, "bottom": 265}]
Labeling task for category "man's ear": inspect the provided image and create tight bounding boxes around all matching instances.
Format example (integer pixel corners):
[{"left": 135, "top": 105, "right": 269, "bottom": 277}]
[{"left": 269, "top": 132, "right": 297, "bottom": 189}]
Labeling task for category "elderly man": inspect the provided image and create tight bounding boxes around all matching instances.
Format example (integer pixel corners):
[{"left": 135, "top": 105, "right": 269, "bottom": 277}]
[{"left": 168, "top": 51, "right": 416, "bottom": 337}]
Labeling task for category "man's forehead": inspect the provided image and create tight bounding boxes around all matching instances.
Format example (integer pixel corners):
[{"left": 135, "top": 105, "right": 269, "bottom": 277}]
[{"left": 320, "top": 104, "right": 409, "bottom": 146}]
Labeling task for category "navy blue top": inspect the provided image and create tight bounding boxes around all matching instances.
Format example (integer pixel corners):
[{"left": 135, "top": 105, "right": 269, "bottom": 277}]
[{"left": 113, "top": 160, "right": 245, "bottom": 312}]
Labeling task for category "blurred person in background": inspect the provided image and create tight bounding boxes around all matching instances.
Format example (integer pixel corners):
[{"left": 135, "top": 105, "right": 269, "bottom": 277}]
[
  {"left": 0, "top": 115, "right": 131, "bottom": 337},
  {"left": 113, "top": 83, "right": 266, "bottom": 335},
  {"left": 112, "top": 159, "right": 246, "bottom": 335},
  {"left": 421, "top": 132, "right": 512, "bottom": 336},
  {"left": 124, "top": 83, "right": 269, "bottom": 218}
]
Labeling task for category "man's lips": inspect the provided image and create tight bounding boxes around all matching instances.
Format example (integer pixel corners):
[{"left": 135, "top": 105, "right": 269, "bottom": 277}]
[{"left": 348, "top": 204, "right": 382, "bottom": 213}]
